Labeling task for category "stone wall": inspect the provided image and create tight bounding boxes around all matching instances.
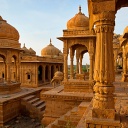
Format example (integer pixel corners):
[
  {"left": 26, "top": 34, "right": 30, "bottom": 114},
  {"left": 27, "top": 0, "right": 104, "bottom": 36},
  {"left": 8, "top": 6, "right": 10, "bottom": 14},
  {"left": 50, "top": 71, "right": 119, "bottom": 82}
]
[{"left": 0, "top": 98, "right": 21, "bottom": 126}]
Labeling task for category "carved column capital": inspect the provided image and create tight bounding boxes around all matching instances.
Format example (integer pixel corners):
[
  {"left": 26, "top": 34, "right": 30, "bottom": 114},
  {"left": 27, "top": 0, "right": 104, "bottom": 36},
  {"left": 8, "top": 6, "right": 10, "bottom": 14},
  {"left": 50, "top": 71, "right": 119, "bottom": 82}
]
[{"left": 94, "top": 11, "right": 115, "bottom": 24}]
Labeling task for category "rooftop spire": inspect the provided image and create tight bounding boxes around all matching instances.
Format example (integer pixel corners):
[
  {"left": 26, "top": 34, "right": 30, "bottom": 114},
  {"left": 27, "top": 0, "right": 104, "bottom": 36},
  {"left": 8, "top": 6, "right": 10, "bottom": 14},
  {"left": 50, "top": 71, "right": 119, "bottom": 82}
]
[
  {"left": 0, "top": 16, "right": 3, "bottom": 21},
  {"left": 50, "top": 38, "right": 52, "bottom": 45},
  {"left": 23, "top": 43, "right": 25, "bottom": 47},
  {"left": 79, "top": 6, "right": 81, "bottom": 13}
]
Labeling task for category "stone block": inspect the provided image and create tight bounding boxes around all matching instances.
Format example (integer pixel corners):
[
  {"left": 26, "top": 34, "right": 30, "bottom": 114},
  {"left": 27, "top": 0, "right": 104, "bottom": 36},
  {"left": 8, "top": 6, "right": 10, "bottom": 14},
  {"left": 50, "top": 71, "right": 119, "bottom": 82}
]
[{"left": 92, "top": 108, "right": 115, "bottom": 119}]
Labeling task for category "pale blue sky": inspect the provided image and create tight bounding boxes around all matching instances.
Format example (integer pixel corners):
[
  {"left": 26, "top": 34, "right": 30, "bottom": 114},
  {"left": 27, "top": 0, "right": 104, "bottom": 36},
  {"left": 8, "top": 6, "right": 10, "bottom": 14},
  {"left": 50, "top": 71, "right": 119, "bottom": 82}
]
[{"left": 0, "top": 0, "right": 128, "bottom": 64}]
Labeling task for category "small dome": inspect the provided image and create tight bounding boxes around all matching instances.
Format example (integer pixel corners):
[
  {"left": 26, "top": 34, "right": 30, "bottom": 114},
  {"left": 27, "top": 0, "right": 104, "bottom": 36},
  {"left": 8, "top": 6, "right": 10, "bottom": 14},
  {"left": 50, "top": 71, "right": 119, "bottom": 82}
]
[
  {"left": 21, "top": 44, "right": 30, "bottom": 54},
  {"left": 41, "top": 39, "right": 61, "bottom": 57},
  {"left": 67, "top": 6, "right": 89, "bottom": 30},
  {"left": 0, "top": 16, "right": 19, "bottom": 41},
  {"left": 29, "top": 47, "right": 36, "bottom": 55}
]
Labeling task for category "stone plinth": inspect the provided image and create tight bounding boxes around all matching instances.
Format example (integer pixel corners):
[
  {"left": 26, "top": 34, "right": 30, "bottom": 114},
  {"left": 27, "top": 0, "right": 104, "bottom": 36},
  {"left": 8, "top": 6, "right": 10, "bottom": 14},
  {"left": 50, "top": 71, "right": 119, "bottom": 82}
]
[
  {"left": 85, "top": 103, "right": 121, "bottom": 128},
  {"left": 62, "top": 79, "right": 94, "bottom": 92},
  {"left": 40, "top": 85, "right": 93, "bottom": 126},
  {"left": 0, "top": 82, "right": 21, "bottom": 95}
]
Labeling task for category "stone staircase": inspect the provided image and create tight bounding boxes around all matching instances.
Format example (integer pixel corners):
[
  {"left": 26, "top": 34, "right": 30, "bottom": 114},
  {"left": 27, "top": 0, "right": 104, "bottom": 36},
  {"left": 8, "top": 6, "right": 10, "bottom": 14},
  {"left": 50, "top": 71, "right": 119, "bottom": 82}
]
[
  {"left": 21, "top": 95, "right": 46, "bottom": 120},
  {"left": 46, "top": 102, "right": 90, "bottom": 128}
]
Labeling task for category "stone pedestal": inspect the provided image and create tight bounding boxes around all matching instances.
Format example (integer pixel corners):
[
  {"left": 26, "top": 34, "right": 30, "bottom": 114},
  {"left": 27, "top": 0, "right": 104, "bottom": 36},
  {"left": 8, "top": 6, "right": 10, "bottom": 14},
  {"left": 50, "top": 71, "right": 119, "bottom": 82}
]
[
  {"left": 62, "top": 79, "right": 94, "bottom": 92},
  {"left": 40, "top": 85, "right": 93, "bottom": 126},
  {"left": 86, "top": 108, "right": 120, "bottom": 128}
]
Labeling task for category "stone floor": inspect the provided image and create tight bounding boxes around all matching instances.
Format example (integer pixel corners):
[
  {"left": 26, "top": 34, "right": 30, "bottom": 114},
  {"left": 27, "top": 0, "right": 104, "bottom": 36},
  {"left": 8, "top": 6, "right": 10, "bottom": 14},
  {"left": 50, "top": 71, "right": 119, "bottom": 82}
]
[
  {"left": 2, "top": 115, "right": 43, "bottom": 128},
  {"left": 0, "top": 75, "right": 128, "bottom": 127}
]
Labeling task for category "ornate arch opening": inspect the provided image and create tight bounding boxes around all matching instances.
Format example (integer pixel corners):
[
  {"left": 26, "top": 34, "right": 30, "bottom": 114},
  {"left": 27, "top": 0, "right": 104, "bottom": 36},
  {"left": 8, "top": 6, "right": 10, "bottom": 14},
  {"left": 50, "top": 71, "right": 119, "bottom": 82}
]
[{"left": 38, "top": 65, "right": 43, "bottom": 81}]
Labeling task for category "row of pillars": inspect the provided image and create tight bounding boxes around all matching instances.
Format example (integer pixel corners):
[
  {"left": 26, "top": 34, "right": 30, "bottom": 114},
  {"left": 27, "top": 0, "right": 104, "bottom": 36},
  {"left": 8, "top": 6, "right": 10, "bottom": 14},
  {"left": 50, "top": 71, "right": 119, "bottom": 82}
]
[{"left": 64, "top": 49, "right": 94, "bottom": 81}]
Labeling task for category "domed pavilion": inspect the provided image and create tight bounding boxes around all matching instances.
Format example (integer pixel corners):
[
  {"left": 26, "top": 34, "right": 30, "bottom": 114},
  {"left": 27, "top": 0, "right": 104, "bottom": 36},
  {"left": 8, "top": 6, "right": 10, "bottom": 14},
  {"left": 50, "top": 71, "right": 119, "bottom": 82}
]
[
  {"left": 57, "top": 6, "right": 96, "bottom": 92},
  {"left": 0, "top": 16, "right": 21, "bottom": 94}
]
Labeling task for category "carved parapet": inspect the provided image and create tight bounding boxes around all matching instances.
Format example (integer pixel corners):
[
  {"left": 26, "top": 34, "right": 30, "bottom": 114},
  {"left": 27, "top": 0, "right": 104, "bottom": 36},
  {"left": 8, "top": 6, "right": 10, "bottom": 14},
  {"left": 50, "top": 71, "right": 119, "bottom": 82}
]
[{"left": 76, "top": 74, "right": 85, "bottom": 80}]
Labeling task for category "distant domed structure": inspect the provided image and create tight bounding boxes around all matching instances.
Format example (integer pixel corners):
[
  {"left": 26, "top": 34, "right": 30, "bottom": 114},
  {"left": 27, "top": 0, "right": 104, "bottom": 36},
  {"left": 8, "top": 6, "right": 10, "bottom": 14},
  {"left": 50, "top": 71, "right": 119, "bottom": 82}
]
[
  {"left": 41, "top": 39, "right": 62, "bottom": 57},
  {"left": 29, "top": 47, "right": 36, "bottom": 55},
  {"left": 67, "top": 6, "right": 89, "bottom": 30},
  {"left": 0, "top": 16, "right": 19, "bottom": 41},
  {"left": 21, "top": 44, "right": 30, "bottom": 55}
]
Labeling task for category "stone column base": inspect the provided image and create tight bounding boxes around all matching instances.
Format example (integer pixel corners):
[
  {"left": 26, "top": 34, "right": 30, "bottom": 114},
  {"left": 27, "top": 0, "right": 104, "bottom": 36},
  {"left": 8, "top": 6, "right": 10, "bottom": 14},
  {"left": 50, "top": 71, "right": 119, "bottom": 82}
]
[
  {"left": 92, "top": 108, "right": 115, "bottom": 119},
  {"left": 86, "top": 109, "right": 121, "bottom": 128}
]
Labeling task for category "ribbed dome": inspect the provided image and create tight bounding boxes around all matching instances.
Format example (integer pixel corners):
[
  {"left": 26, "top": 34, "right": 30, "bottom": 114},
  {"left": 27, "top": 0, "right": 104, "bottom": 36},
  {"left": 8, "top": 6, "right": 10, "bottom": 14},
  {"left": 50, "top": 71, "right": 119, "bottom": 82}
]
[
  {"left": 0, "top": 16, "right": 19, "bottom": 41},
  {"left": 29, "top": 47, "right": 36, "bottom": 55},
  {"left": 67, "top": 6, "right": 89, "bottom": 30},
  {"left": 41, "top": 39, "right": 60, "bottom": 57}
]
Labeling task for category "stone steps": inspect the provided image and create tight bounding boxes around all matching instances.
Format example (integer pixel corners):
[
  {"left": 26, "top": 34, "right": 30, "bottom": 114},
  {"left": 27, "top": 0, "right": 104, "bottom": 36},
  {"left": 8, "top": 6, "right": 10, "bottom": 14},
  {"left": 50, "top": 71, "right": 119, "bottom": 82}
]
[
  {"left": 21, "top": 94, "right": 46, "bottom": 120},
  {"left": 46, "top": 101, "right": 90, "bottom": 128}
]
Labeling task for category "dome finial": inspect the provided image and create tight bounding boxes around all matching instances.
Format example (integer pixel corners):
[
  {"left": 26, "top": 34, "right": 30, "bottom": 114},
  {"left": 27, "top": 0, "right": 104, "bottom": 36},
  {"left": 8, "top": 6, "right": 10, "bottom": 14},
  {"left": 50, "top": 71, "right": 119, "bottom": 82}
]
[
  {"left": 23, "top": 43, "right": 25, "bottom": 47},
  {"left": 0, "top": 16, "right": 3, "bottom": 21},
  {"left": 50, "top": 38, "right": 52, "bottom": 45},
  {"left": 79, "top": 6, "right": 81, "bottom": 13}
]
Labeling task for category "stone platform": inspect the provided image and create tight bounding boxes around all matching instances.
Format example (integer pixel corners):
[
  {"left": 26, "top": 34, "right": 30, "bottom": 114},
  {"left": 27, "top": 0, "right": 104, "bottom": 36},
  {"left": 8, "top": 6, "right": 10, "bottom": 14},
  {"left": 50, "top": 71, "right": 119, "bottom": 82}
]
[
  {"left": 62, "top": 79, "right": 94, "bottom": 92},
  {"left": 0, "top": 82, "right": 21, "bottom": 95},
  {"left": 0, "top": 85, "right": 52, "bottom": 126},
  {"left": 40, "top": 85, "right": 93, "bottom": 126}
]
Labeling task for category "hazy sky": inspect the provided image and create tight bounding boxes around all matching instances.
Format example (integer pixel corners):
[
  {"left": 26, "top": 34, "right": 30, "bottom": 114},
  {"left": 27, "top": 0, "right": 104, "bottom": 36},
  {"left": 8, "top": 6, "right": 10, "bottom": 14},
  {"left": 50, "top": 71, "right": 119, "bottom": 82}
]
[{"left": 0, "top": 0, "right": 128, "bottom": 64}]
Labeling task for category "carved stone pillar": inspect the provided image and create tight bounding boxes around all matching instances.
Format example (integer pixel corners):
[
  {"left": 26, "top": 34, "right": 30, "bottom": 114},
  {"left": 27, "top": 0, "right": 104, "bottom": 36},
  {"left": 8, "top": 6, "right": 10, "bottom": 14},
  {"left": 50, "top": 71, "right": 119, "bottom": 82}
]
[
  {"left": 123, "top": 47, "right": 127, "bottom": 74},
  {"left": 16, "top": 62, "right": 20, "bottom": 82},
  {"left": 89, "top": 53, "right": 93, "bottom": 81},
  {"left": 6, "top": 63, "right": 11, "bottom": 83},
  {"left": 76, "top": 58, "right": 79, "bottom": 74},
  {"left": 122, "top": 46, "right": 127, "bottom": 81},
  {"left": 79, "top": 54, "right": 83, "bottom": 74},
  {"left": 93, "top": 12, "right": 115, "bottom": 119},
  {"left": 70, "top": 56, "right": 74, "bottom": 79},
  {"left": 70, "top": 47, "right": 74, "bottom": 79},
  {"left": 64, "top": 54, "right": 68, "bottom": 80},
  {"left": 114, "top": 51, "right": 118, "bottom": 71},
  {"left": 6, "top": 51, "right": 11, "bottom": 83}
]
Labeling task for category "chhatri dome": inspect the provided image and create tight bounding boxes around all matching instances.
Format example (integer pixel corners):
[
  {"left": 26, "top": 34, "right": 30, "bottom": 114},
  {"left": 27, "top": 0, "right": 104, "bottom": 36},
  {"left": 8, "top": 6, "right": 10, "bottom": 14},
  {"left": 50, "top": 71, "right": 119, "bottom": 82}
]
[
  {"left": 0, "top": 16, "right": 19, "bottom": 41},
  {"left": 41, "top": 39, "right": 62, "bottom": 57},
  {"left": 21, "top": 43, "right": 30, "bottom": 54},
  {"left": 67, "top": 6, "right": 89, "bottom": 30}
]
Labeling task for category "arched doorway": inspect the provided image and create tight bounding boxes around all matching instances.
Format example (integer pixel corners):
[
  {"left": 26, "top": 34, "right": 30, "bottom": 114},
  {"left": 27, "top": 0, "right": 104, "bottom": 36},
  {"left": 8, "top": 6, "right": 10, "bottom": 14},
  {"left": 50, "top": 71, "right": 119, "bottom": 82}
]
[
  {"left": 38, "top": 65, "right": 42, "bottom": 82},
  {"left": 51, "top": 65, "right": 54, "bottom": 79},
  {"left": 0, "top": 54, "right": 6, "bottom": 80},
  {"left": 45, "top": 65, "right": 48, "bottom": 81},
  {"left": 11, "top": 55, "right": 17, "bottom": 82}
]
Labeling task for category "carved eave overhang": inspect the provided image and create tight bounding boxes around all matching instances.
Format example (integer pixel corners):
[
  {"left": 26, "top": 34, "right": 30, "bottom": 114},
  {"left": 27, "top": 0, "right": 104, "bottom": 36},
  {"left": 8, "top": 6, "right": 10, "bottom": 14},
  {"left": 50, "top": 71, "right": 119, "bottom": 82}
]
[
  {"left": 57, "top": 35, "right": 96, "bottom": 41},
  {"left": 0, "top": 47, "right": 23, "bottom": 51}
]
